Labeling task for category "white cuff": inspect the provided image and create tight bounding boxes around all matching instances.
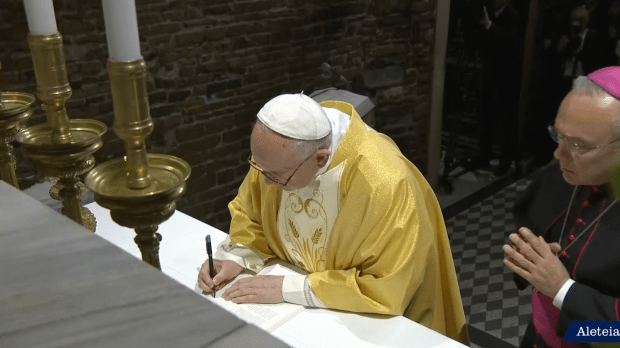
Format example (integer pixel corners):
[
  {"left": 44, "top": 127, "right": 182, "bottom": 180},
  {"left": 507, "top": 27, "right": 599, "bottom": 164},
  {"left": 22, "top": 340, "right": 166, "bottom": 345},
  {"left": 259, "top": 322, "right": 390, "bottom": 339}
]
[
  {"left": 486, "top": 21, "right": 492, "bottom": 30},
  {"left": 553, "top": 278, "right": 576, "bottom": 309},
  {"left": 282, "top": 275, "right": 325, "bottom": 308},
  {"left": 215, "top": 237, "right": 268, "bottom": 273},
  {"left": 282, "top": 275, "right": 307, "bottom": 305}
]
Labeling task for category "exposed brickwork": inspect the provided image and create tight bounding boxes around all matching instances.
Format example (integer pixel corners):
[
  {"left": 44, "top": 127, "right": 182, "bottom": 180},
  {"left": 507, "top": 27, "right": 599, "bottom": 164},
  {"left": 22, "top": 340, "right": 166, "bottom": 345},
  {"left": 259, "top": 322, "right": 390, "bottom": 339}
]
[{"left": 0, "top": 0, "right": 437, "bottom": 232}]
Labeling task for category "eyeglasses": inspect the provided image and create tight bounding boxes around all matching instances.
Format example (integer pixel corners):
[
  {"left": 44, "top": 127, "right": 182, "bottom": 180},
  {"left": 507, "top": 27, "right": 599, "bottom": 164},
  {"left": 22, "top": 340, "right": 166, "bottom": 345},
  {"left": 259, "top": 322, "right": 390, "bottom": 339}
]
[
  {"left": 548, "top": 125, "right": 620, "bottom": 155},
  {"left": 248, "top": 152, "right": 314, "bottom": 186}
]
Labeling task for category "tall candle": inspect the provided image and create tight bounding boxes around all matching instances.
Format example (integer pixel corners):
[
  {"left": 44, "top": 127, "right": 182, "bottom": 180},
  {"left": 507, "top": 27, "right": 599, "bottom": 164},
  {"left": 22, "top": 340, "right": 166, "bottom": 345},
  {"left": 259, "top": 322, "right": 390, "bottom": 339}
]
[
  {"left": 23, "top": 0, "right": 58, "bottom": 35},
  {"left": 101, "top": 0, "right": 141, "bottom": 61}
]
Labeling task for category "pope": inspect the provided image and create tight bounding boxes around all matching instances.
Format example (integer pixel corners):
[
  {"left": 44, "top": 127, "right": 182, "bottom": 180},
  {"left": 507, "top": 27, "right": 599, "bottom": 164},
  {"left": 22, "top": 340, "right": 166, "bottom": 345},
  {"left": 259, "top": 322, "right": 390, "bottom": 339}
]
[{"left": 197, "top": 93, "right": 468, "bottom": 343}]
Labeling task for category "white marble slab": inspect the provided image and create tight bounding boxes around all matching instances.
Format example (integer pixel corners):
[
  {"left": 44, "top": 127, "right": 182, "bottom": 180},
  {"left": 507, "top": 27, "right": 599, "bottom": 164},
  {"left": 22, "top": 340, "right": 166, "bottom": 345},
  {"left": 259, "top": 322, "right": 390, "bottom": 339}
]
[{"left": 0, "top": 181, "right": 288, "bottom": 348}]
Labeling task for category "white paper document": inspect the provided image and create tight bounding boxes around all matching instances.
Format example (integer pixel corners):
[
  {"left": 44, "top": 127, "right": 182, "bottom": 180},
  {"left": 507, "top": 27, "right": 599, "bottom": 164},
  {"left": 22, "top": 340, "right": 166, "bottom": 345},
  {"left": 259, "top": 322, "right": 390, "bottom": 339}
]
[{"left": 195, "top": 261, "right": 307, "bottom": 332}]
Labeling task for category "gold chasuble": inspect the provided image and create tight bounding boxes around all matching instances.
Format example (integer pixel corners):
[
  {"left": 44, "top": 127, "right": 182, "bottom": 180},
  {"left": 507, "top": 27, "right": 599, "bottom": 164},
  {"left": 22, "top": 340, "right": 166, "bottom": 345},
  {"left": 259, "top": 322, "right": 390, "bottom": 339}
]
[{"left": 228, "top": 101, "right": 468, "bottom": 344}]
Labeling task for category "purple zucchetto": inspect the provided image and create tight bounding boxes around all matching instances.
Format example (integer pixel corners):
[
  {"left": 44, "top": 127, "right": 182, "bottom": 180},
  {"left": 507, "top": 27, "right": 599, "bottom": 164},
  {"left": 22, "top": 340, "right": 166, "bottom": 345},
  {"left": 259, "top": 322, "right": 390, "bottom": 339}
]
[{"left": 587, "top": 66, "right": 620, "bottom": 100}]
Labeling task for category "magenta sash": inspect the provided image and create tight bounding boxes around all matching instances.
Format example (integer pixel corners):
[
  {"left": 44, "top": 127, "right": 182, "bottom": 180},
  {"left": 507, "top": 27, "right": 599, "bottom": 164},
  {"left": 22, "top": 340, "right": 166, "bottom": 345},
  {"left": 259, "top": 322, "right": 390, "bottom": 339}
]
[{"left": 532, "top": 288, "right": 583, "bottom": 348}]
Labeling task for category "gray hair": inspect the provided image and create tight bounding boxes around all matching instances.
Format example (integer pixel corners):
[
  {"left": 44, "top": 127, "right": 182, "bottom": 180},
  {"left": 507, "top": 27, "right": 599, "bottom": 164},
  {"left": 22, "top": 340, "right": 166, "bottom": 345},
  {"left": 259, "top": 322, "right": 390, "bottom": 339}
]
[
  {"left": 255, "top": 120, "right": 332, "bottom": 161},
  {"left": 571, "top": 76, "right": 620, "bottom": 137}
]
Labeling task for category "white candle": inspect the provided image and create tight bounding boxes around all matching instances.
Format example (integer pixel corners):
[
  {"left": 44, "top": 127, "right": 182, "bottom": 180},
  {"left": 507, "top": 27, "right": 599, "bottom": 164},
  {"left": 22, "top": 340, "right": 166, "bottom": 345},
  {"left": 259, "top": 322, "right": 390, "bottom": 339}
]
[
  {"left": 23, "top": 0, "right": 58, "bottom": 35},
  {"left": 101, "top": 0, "right": 141, "bottom": 61}
]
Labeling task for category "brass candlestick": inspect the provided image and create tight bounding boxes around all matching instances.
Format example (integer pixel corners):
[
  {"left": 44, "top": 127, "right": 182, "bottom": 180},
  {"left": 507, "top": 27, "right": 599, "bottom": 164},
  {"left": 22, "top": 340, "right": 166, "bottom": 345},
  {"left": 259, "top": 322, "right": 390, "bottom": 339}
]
[
  {"left": 85, "top": 59, "right": 190, "bottom": 270},
  {"left": 0, "top": 92, "right": 36, "bottom": 189},
  {"left": 14, "top": 32, "right": 106, "bottom": 232}
]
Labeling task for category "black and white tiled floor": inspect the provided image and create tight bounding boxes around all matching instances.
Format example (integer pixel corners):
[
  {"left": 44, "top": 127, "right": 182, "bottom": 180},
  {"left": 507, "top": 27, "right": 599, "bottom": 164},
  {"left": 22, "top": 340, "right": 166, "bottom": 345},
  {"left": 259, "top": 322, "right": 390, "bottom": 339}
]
[{"left": 446, "top": 177, "right": 532, "bottom": 348}]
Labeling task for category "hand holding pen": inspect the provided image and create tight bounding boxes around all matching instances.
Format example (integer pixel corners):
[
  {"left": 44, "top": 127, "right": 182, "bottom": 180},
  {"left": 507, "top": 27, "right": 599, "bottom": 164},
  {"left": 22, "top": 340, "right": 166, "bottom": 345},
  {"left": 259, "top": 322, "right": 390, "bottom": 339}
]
[
  {"left": 206, "top": 235, "right": 215, "bottom": 298},
  {"left": 197, "top": 237, "right": 245, "bottom": 297}
]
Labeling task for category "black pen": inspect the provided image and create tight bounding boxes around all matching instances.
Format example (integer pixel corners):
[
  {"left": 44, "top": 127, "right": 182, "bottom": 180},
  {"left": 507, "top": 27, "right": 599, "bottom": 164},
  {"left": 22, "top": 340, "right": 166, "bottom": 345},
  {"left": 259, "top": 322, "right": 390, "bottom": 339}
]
[{"left": 206, "top": 235, "right": 215, "bottom": 298}]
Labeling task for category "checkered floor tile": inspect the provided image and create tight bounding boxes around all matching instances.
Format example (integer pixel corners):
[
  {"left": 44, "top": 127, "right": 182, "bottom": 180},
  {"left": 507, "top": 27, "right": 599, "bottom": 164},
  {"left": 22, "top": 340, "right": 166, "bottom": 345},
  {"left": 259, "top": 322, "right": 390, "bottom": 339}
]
[{"left": 446, "top": 177, "right": 532, "bottom": 348}]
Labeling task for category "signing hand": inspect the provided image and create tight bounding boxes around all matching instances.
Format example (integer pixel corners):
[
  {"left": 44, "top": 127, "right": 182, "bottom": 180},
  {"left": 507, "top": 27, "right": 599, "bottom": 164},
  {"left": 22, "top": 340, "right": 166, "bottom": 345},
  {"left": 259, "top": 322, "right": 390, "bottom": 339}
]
[
  {"left": 198, "top": 259, "right": 244, "bottom": 294},
  {"left": 503, "top": 227, "right": 570, "bottom": 298},
  {"left": 222, "top": 275, "right": 285, "bottom": 304}
]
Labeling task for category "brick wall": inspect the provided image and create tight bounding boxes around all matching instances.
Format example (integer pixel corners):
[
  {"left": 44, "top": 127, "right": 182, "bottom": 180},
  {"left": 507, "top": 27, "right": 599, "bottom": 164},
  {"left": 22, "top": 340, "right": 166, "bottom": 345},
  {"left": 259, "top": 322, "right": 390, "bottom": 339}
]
[{"left": 0, "top": 0, "right": 437, "bottom": 232}]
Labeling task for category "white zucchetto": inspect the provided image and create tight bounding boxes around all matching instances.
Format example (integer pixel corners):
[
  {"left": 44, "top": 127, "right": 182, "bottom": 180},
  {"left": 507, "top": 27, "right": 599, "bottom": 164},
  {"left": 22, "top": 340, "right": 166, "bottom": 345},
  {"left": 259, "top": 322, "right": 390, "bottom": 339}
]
[{"left": 257, "top": 93, "right": 331, "bottom": 140}]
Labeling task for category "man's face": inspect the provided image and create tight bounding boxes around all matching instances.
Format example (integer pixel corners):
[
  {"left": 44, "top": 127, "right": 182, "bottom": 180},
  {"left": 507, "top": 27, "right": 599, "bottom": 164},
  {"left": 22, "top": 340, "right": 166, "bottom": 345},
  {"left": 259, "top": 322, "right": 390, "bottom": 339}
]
[
  {"left": 553, "top": 91, "right": 620, "bottom": 186},
  {"left": 249, "top": 123, "right": 321, "bottom": 191},
  {"left": 572, "top": 7, "right": 589, "bottom": 30}
]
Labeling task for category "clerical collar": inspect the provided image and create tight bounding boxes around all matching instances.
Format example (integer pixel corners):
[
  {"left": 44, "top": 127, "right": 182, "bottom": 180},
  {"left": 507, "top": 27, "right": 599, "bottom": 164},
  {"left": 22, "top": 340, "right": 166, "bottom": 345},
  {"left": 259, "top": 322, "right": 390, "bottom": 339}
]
[{"left": 314, "top": 107, "right": 351, "bottom": 177}]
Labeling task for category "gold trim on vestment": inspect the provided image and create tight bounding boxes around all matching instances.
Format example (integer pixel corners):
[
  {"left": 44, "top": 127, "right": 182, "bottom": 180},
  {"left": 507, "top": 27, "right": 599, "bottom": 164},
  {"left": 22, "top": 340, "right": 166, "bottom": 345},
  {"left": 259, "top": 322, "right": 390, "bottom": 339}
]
[{"left": 278, "top": 162, "right": 345, "bottom": 272}]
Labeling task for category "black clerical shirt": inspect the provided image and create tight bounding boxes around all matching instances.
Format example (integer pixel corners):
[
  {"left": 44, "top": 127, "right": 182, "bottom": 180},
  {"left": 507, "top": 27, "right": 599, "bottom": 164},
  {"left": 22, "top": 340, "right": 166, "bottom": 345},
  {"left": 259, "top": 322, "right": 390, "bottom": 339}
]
[{"left": 512, "top": 160, "right": 620, "bottom": 347}]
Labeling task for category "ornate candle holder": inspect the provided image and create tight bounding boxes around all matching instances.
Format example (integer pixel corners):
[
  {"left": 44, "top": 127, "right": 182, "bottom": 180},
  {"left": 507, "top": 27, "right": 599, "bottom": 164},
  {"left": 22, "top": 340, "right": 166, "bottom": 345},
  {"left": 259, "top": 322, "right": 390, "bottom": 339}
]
[
  {"left": 14, "top": 33, "right": 106, "bottom": 231},
  {"left": 0, "top": 91, "right": 36, "bottom": 189},
  {"left": 85, "top": 59, "right": 190, "bottom": 270}
]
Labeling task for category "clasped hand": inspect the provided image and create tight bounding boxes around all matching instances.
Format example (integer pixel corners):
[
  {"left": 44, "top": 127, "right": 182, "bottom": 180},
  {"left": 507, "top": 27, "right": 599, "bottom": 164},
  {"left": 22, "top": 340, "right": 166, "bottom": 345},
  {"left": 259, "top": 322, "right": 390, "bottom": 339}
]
[
  {"left": 503, "top": 227, "right": 570, "bottom": 299},
  {"left": 198, "top": 259, "right": 285, "bottom": 304}
]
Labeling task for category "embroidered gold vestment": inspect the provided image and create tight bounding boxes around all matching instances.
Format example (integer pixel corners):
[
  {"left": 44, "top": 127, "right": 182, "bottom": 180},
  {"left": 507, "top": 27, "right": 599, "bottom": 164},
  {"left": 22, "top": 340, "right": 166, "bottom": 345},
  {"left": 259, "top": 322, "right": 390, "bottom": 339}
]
[
  {"left": 276, "top": 162, "right": 344, "bottom": 273},
  {"left": 227, "top": 101, "right": 468, "bottom": 344}
]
